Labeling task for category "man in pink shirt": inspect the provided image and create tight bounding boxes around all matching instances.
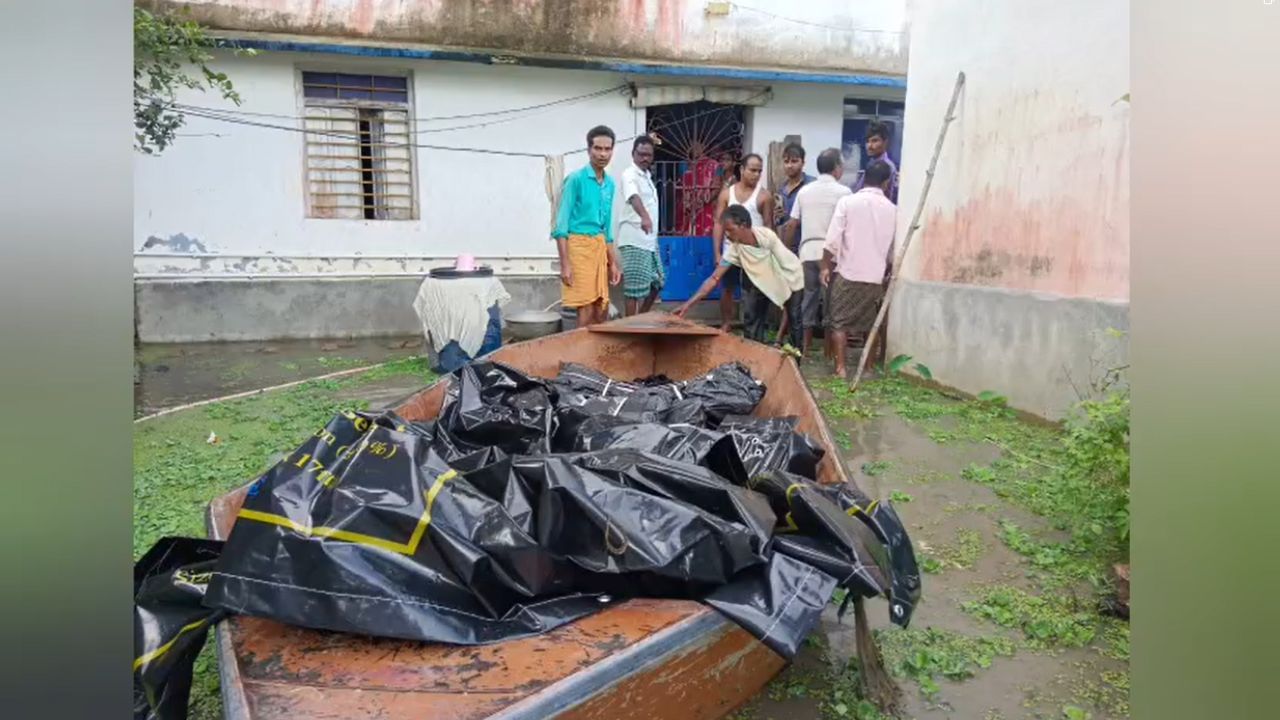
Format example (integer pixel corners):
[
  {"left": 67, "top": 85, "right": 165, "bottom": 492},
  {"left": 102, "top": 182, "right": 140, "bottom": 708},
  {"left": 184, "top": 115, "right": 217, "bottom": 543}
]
[{"left": 820, "top": 161, "right": 897, "bottom": 378}]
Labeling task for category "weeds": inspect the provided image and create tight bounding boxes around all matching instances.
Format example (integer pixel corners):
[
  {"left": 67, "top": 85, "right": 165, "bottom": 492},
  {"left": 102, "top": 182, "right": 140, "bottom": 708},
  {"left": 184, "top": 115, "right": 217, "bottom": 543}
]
[
  {"left": 962, "top": 585, "right": 1098, "bottom": 649},
  {"left": 862, "top": 460, "right": 893, "bottom": 476},
  {"left": 918, "top": 528, "right": 983, "bottom": 574},
  {"left": 876, "top": 627, "right": 1016, "bottom": 699}
]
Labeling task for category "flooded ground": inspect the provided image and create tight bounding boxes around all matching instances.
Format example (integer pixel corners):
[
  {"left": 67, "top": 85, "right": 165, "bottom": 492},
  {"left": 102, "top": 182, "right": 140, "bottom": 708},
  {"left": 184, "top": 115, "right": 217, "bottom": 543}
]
[
  {"left": 134, "top": 336, "right": 421, "bottom": 417},
  {"left": 728, "top": 359, "right": 1129, "bottom": 720},
  {"left": 133, "top": 339, "right": 1128, "bottom": 720}
]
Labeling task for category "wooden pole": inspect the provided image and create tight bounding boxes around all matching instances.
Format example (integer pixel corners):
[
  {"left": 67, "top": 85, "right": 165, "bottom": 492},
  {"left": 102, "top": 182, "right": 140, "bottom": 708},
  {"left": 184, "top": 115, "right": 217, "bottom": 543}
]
[{"left": 850, "top": 71, "right": 966, "bottom": 391}]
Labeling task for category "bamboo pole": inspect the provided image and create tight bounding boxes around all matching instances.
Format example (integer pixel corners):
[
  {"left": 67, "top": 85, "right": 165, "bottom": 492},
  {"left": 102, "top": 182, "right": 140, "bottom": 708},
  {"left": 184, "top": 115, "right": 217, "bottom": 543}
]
[{"left": 850, "top": 71, "right": 966, "bottom": 391}]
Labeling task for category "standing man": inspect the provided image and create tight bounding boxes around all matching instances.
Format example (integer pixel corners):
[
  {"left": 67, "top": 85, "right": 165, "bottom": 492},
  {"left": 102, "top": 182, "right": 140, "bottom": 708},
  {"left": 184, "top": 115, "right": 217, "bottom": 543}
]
[
  {"left": 675, "top": 205, "right": 802, "bottom": 347},
  {"left": 554, "top": 125, "right": 623, "bottom": 328},
  {"left": 822, "top": 161, "right": 897, "bottom": 378},
  {"left": 711, "top": 153, "right": 775, "bottom": 333},
  {"left": 786, "top": 148, "right": 851, "bottom": 357},
  {"left": 618, "top": 135, "right": 664, "bottom": 316},
  {"left": 773, "top": 142, "right": 814, "bottom": 344},
  {"left": 775, "top": 142, "right": 815, "bottom": 250},
  {"left": 848, "top": 121, "right": 899, "bottom": 203}
]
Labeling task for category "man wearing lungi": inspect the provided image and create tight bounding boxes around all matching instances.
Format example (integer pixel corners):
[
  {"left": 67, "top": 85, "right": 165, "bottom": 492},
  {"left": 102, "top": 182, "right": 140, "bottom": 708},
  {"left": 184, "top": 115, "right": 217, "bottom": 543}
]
[
  {"left": 821, "top": 161, "right": 897, "bottom": 378},
  {"left": 674, "top": 205, "right": 802, "bottom": 348},
  {"left": 618, "top": 135, "right": 664, "bottom": 316},
  {"left": 554, "top": 125, "right": 623, "bottom": 327}
]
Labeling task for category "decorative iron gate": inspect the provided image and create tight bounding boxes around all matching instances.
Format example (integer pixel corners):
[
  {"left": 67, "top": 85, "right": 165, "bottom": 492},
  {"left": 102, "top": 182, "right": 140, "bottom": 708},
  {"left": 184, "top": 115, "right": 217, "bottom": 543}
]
[{"left": 645, "top": 101, "right": 746, "bottom": 236}]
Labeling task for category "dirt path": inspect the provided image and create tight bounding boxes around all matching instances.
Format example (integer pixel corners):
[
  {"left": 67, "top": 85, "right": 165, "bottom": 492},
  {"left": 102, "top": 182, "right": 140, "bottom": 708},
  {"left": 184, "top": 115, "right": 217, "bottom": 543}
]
[{"left": 730, "top": 363, "right": 1129, "bottom": 720}]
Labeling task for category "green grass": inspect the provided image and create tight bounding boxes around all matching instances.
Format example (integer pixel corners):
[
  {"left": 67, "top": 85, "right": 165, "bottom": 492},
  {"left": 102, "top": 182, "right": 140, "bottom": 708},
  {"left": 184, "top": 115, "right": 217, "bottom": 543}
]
[
  {"left": 848, "top": 374, "right": 1127, "bottom": 600},
  {"left": 808, "top": 372, "right": 1128, "bottom": 716},
  {"left": 919, "top": 528, "right": 984, "bottom": 574},
  {"left": 877, "top": 627, "right": 1017, "bottom": 699},
  {"left": 962, "top": 585, "right": 1098, "bottom": 649},
  {"left": 133, "top": 357, "right": 435, "bottom": 720}
]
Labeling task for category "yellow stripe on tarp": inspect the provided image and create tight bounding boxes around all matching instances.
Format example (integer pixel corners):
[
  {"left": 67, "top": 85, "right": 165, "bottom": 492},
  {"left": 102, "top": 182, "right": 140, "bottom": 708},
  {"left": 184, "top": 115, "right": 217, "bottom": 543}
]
[
  {"left": 405, "top": 468, "right": 457, "bottom": 554},
  {"left": 235, "top": 469, "right": 459, "bottom": 556},
  {"left": 133, "top": 618, "right": 209, "bottom": 672},
  {"left": 784, "top": 483, "right": 805, "bottom": 502}
]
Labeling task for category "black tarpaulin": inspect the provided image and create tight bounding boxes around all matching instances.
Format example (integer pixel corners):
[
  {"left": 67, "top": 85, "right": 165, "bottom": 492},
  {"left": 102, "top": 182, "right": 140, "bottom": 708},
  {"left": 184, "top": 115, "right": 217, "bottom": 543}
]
[{"left": 133, "top": 359, "right": 920, "bottom": 720}]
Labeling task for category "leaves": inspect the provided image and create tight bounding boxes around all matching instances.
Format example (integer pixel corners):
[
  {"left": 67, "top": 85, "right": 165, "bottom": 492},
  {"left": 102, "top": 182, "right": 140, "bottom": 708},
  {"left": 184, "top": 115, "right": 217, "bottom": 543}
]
[
  {"left": 963, "top": 585, "right": 1098, "bottom": 649},
  {"left": 976, "top": 390, "right": 1008, "bottom": 406},
  {"left": 913, "top": 362, "right": 933, "bottom": 380},
  {"left": 134, "top": 8, "right": 250, "bottom": 154},
  {"left": 1063, "top": 705, "right": 1092, "bottom": 720},
  {"left": 877, "top": 627, "right": 1015, "bottom": 698},
  {"left": 887, "top": 353, "right": 913, "bottom": 375}
]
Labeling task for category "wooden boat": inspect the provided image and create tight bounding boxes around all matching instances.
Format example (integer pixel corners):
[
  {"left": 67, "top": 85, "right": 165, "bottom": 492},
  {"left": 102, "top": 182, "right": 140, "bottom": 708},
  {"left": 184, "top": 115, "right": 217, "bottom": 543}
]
[{"left": 206, "top": 312, "right": 853, "bottom": 720}]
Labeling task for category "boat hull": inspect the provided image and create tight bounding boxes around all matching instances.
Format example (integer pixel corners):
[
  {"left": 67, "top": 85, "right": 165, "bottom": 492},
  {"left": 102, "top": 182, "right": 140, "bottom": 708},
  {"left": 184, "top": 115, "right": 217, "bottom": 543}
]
[{"left": 208, "top": 313, "right": 845, "bottom": 719}]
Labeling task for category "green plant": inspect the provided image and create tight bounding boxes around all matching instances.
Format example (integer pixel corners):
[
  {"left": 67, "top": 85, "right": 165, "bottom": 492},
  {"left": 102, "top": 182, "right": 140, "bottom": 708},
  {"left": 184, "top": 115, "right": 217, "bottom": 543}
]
[
  {"left": 918, "top": 529, "right": 983, "bottom": 573},
  {"left": 976, "top": 390, "right": 1008, "bottom": 406},
  {"left": 889, "top": 490, "right": 912, "bottom": 503},
  {"left": 876, "top": 627, "right": 1016, "bottom": 698},
  {"left": 1061, "top": 390, "right": 1130, "bottom": 541},
  {"left": 862, "top": 460, "right": 893, "bottom": 476},
  {"left": 963, "top": 585, "right": 1097, "bottom": 649},
  {"left": 1063, "top": 705, "right": 1091, "bottom": 720},
  {"left": 887, "top": 354, "right": 913, "bottom": 375},
  {"left": 134, "top": 7, "right": 255, "bottom": 154}
]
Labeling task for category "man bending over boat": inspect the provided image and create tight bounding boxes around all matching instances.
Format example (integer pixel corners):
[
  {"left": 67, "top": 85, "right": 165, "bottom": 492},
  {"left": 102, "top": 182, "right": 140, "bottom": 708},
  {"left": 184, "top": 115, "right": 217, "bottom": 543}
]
[{"left": 675, "top": 204, "right": 803, "bottom": 347}]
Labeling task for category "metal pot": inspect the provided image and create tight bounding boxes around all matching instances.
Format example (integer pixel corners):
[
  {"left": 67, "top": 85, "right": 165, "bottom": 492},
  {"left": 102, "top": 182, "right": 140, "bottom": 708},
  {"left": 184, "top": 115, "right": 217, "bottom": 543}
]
[{"left": 504, "top": 310, "right": 562, "bottom": 340}]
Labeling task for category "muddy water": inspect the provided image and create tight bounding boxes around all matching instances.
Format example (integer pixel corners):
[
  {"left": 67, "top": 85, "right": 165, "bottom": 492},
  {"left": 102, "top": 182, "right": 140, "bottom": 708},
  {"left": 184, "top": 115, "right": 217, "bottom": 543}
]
[
  {"left": 133, "top": 336, "right": 422, "bottom": 417},
  {"left": 731, "top": 368, "right": 1127, "bottom": 720}
]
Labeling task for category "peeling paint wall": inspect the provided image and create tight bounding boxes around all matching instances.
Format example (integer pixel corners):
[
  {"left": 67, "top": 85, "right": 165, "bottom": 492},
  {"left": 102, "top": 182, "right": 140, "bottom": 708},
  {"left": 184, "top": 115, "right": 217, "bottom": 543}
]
[
  {"left": 133, "top": 51, "right": 874, "bottom": 276},
  {"left": 138, "top": 0, "right": 908, "bottom": 76},
  {"left": 888, "top": 0, "right": 1129, "bottom": 420},
  {"left": 897, "top": 0, "right": 1129, "bottom": 301},
  {"left": 135, "top": 53, "right": 638, "bottom": 265}
]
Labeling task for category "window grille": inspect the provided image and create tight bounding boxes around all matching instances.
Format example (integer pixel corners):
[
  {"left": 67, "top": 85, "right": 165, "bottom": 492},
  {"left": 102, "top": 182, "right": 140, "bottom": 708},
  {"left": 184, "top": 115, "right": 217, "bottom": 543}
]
[{"left": 301, "top": 72, "right": 415, "bottom": 220}]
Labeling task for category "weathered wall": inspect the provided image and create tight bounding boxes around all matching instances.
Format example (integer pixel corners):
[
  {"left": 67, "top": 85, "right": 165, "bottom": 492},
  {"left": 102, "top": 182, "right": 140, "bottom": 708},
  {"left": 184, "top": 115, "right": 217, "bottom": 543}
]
[
  {"left": 895, "top": 0, "right": 1129, "bottom": 300},
  {"left": 135, "top": 276, "right": 561, "bottom": 342},
  {"left": 888, "top": 0, "right": 1129, "bottom": 419},
  {"left": 133, "top": 49, "right": 881, "bottom": 339},
  {"left": 135, "top": 52, "right": 637, "bottom": 270},
  {"left": 139, "top": 0, "right": 908, "bottom": 76},
  {"left": 749, "top": 83, "right": 847, "bottom": 175}
]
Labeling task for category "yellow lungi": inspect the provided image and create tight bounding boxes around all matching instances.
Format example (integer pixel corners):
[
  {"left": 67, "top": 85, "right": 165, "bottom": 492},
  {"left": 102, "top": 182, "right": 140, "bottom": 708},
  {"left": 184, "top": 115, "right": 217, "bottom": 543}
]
[{"left": 561, "top": 234, "right": 609, "bottom": 310}]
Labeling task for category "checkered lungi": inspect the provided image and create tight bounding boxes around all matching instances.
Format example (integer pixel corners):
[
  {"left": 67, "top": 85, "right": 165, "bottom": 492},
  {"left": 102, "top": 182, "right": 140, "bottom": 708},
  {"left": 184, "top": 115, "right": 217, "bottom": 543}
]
[
  {"left": 826, "top": 275, "right": 884, "bottom": 334},
  {"left": 619, "top": 245, "right": 665, "bottom": 299}
]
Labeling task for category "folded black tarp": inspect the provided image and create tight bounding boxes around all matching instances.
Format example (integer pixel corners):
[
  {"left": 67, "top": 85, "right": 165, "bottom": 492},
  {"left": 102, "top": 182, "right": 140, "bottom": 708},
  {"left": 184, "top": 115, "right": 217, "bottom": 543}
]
[{"left": 133, "top": 360, "right": 919, "bottom": 720}]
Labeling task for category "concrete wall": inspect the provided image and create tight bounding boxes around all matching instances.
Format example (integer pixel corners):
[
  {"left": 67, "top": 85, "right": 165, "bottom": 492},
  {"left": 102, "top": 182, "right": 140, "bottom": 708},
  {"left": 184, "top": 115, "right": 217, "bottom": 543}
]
[
  {"left": 135, "top": 51, "right": 637, "bottom": 266},
  {"left": 139, "top": 0, "right": 908, "bottom": 76},
  {"left": 136, "top": 276, "right": 563, "bottom": 342},
  {"left": 133, "top": 49, "right": 897, "bottom": 340},
  {"left": 888, "top": 0, "right": 1130, "bottom": 419}
]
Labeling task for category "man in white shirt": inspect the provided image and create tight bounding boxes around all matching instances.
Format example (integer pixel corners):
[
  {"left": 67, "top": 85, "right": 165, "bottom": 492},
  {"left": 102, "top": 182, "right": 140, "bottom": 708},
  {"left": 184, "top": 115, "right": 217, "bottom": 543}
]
[
  {"left": 785, "top": 148, "right": 851, "bottom": 357},
  {"left": 617, "top": 135, "right": 663, "bottom": 316}
]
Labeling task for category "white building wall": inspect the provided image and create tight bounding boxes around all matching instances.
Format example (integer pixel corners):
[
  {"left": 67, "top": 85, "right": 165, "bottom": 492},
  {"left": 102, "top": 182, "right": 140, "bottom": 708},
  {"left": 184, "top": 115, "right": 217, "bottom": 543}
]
[
  {"left": 135, "top": 52, "right": 896, "bottom": 278},
  {"left": 135, "top": 52, "right": 639, "bottom": 276}
]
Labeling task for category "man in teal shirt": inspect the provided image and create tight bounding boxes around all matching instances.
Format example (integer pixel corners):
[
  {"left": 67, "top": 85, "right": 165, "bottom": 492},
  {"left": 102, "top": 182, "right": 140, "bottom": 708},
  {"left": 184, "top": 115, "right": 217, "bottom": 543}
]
[{"left": 553, "top": 125, "right": 623, "bottom": 328}]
